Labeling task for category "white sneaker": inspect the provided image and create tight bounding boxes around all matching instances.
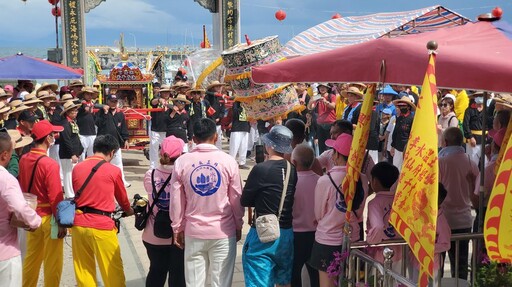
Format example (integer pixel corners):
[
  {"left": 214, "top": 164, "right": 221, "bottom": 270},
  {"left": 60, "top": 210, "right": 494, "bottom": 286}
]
[{"left": 124, "top": 183, "right": 132, "bottom": 188}]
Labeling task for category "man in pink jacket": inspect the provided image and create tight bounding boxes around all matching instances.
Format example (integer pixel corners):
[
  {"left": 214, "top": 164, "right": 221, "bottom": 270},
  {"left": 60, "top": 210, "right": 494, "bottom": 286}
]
[
  {"left": 0, "top": 132, "right": 41, "bottom": 286},
  {"left": 170, "top": 118, "right": 244, "bottom": 287}
]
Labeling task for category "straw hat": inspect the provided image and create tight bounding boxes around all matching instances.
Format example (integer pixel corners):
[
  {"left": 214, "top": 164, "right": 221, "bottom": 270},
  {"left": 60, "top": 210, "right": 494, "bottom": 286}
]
[
  {"left": 9, "top": 99, "right": 30, "bottom": 114},
  {"left": 60, "top": 100, "right": 80, "bottom": 116},
  {"left": 206, "top": 80, "right": 225, "bottom": 91},
  {"left": 58, "top": 93, "right": 81, "bottom": 104},
  {"left": 37, "top": 90, "right": 57, "bottom": 101},
  {"left": 468, "top": 91, "right": 485, "bottom": 98},
  {"left": 77, "top": 86, "right": 99, "bottom": 98},
  {"left": 159, "top": 84, "right": 172, "bottom": 93},
  {"left": 0, "top": 88, "right": 9, "bottom": 99},
  {"left": 342, "top": 86, "right": 364, "bottom": 98},
  {"left": 186, "top": 88, "right": 205, "bottom": 96},
  {"left": 0, "top": 102, "right": 11, "bottom": 114},
  {"left": 68, "top": 80, "right": 85, "bottom": 88},
  {"left": 171, "top": 82, "right": 191, "bottom": 91},
  {"left": 170, "top": 94, "right": 191, "bottom": 105},
  {"left": 7, "top": 129, "right": 33, "bottom": 149},
  {"left": 23, "top": 93, "right": 43, "bottom": 105},
  {"left": 349, "top": 82, "right": 367, "bottom": 91},
  {"left": 36, "top": 82, "right": 58, "bottom": 95},
  {"left": 495, "top": 93, "right": 512, "bottom": 110},
  {"left": 317, "top": 83, "right": 330, "bottom": 89},
  {"left": 93, "top": 80, "right": 101, "bottom": 87},
  {"left": 393, "top": 96, "right": 416, "bottom": 110}
]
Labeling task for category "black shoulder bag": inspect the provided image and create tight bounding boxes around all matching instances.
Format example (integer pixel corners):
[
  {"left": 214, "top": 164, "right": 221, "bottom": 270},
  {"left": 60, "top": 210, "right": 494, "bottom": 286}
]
[
  {"left": 26, "top": 155, "right": 46, "bottom": 193},
  {"left": 134, "top": 170, "right": 173, "bottom": 238},
  {"left": 56, "top": 160, "right": 106, "bottom": 227}
]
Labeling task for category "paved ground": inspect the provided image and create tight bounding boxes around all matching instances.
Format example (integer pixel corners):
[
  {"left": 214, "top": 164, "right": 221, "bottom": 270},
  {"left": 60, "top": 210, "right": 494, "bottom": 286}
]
[{"left": 37, "top": 140, "right": 252, "bottom": 286}]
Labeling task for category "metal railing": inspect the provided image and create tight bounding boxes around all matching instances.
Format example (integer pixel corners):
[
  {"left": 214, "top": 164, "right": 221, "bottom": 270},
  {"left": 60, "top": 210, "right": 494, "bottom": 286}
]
[{"left": 344, "top": 233, "right": 483, "bottom": 287}]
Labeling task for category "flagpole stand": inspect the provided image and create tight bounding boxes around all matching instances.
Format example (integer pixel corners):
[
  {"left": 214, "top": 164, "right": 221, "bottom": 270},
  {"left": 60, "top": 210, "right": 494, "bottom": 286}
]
[{"left": 339, "top": 222, "right": 352, "bottom": 285}]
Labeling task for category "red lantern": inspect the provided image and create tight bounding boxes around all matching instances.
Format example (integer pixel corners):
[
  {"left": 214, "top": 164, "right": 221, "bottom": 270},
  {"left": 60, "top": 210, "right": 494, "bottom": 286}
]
[
  {"left": 48, "top": 0, "right": 59, "bottom": 5},
  {"left": 200, "top": 41, "right": 205, "bottom": 48},
  {"left": 275, "top": 10, "right": 286, "bottom": 21},
  {"left": 332, "top": 13, "right": 342, "bottom": 19},
  {"left": 492, "top": 7, "right": 503, "bottom": 18},
  {"left": 51, "top": 7, "right": 61, "bottom": 17}
]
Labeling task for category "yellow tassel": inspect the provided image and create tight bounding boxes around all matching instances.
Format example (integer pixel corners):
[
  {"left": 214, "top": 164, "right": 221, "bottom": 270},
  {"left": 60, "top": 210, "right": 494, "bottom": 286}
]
[
  {"left": 234, "top": 84, "right": 293, "bottom": 103},
  {"left": 195, "top": 57, "right": 223, "bottom": 89},
  {"left": 224, "top": 71, "right": 252, "bottom": 82}
]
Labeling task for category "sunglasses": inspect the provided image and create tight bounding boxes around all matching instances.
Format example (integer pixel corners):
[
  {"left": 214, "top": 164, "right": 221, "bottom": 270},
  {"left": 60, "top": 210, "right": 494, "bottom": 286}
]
[
  {"left": 440, "top": 103, "right": 450, "bottom": 107},
  {"left": 176, "top": 101, "right": 186, "bottom": 105}
]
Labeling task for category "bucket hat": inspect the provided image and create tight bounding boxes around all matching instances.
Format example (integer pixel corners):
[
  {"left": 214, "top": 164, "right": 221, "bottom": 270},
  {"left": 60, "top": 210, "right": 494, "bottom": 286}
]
[{"left": 261, "top": 125, "right": 293, "bottom": 154}]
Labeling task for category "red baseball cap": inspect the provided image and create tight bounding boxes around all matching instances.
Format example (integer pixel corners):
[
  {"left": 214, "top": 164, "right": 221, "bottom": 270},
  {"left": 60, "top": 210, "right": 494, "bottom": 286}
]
[
  {"left": 160, "top": 136, "right": 185, "bottom": 159},
  {"left": 31, "top": 120, "right": 64, "bottom": 141},
  {"left": 325, "top": 133, "right": 353, "bottom": 156}
]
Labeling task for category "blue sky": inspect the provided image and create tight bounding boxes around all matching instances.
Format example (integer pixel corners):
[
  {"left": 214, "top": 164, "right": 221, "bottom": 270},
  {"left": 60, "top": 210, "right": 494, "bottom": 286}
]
[{"left": 1, "top": 0, "right": 511, "bottom": 49}]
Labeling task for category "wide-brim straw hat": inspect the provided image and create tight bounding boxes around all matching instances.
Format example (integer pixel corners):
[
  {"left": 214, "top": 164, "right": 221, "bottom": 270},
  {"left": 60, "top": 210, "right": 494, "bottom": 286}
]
[
  {"left": 23, "top": 92, "right": 43, "bottom": 105},
  {"left": 495, "top": 93, "right": 512, "bottom": 110},
  {"left": 342, "top": 86, "right": 364, "bottom": 98},
  {"left": 36, "top": 82, "right": 58, "bottom": 95},
  {"left": 8, "top": 99, "right": 31, "bottom": 114},
  {"left": 317, "top": 83, "right": 330, "bottom": 89},
  {"left": 60, "top": 100, "right": 80, "bottom": 116},
  {"left": 349, "top": 82, "right": 367, "bottom": 91},
  {"left": 171, "top": 82, "right": 191, "bottom": 90},
  {"left": 58, "top": 93, "right": 80, "bottom": 104},
  {"left": 77, "top": 86, "right": 100, "bottom": 97},
  {"left": 0, "top": 88, "right": 9, "bottom": 99},
  {"left": 393, "top": 96, "right": 416, "bottom": 110},
  {"left": 206, "top": 80, "right": 225, "bottom": 91},
  {"left": 159, "top": 84, "right": 172, "bottom": 93},
  {"left": 468, "top": 91, "right": 486, "bottom": 98},
  {"left": 68, "top": 80, "right": 85, "bottom": 88},
  {"left": 7, "top": 129, "right": 33, "bottom": 149},
  {"left": 170, "top": 94, "right": 191, "bottom": 105},
  {"left": 0, "top": 102, "right": 11, "bottom": 114},
  {"left": 186, "top": 88, "right": 206, "bottom": 96},
  {"left": 37, "top": 90, "right": 57, "bottom": 101}
]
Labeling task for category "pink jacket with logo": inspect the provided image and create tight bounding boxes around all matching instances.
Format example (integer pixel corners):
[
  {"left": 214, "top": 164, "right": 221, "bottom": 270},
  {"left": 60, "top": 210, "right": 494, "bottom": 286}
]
[
  {"left": 314, "top": 166, "right": 360, "bottom": 246},
  {"left": 170, "top": 144, "right": 244, "bottom": 239}
]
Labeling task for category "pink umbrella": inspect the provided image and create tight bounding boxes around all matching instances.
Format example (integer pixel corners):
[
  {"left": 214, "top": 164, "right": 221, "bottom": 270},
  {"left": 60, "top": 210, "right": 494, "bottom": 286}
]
[{"left": 252, "top": 21, "right": 512, "bottom": 93}]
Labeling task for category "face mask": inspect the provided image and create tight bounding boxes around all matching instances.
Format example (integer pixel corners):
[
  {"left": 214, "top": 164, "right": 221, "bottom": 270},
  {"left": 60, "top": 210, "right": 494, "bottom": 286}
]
[
  {"left": 399, "top": 107, "right": 409, "bottom": 114},
  {"left": 475, "top": 97, "right": 484, "bottom": 104}
]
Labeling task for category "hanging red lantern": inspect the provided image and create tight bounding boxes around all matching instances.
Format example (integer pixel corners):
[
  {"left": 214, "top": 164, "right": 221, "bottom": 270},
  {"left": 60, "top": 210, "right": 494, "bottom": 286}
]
[
  {"left": 48, "top": 0, "right": 59, "bottom": 5},
  {"left": 332, "top": 13, "right": 342, "bottom": 19},
  {"left": 492, "top": 7, "right": 503, "bottom": 18},
  {"left": 51, "top": 7, "right": 61, "bottom": 17},
  {"left": 275, "top": 10, "right": 286, "bottom": 21},
  {"left": 200, "top": 41, "right": 205, "bottom": 48}
]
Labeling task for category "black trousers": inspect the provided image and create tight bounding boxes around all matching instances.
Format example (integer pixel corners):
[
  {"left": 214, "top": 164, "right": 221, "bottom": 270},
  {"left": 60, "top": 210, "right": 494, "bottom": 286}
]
[
  {"left": 443, "top": 228, "right": 472, "bottom": 280},
  {"left": 316, "top": 123, "right": 331, "bottom": 154},
  {"left": 292, "top": 231, "right": 319, "bottom": 287},
  {"left": 143, "top": 241, "right": 185, "bottom": 287}
]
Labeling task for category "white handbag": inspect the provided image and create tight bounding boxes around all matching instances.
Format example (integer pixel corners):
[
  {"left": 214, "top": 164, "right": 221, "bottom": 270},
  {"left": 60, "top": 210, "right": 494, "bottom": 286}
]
[{"left": 255, "top": 161, "right": 291, "bottom": 243}]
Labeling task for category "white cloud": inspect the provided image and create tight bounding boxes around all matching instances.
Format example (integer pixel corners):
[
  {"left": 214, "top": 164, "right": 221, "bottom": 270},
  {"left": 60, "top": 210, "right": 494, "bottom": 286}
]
[{"left": 0, "top": 1, "right": 56, "bottom": 43}]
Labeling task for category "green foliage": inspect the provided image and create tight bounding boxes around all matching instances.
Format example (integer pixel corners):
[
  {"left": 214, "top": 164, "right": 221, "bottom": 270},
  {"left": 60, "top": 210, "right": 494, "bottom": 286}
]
[{"left": 475, "top": 261, "right": 512, "bottom": 287}]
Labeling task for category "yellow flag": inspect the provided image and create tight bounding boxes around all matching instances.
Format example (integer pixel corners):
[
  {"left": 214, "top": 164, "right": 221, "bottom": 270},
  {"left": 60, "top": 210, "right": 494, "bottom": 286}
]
[
  {"left": 389, "top": 54, "right": 439, "bottom": 287},
  {"left": 485, "top": 118, "right": 512, "bottom": 262},
  {"left": 494, "top": 117, "right": 512, "bottom": 175},
  {"left": 341, "top": 84, "right": 375, "bottom": 221},
  {"left": 203, "top": 25, "right": 212, "bottom": 48}
]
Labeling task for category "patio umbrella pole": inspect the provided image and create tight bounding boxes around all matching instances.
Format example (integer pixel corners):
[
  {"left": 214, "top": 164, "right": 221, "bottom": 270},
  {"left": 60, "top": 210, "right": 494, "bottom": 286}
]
[{"left": 477, "top": 91, "right": 488, "bottom": 259}]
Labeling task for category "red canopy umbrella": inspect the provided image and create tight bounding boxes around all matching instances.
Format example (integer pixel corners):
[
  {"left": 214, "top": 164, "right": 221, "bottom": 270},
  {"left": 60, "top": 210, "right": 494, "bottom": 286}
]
[{"left": 252, "top": 21, "right": 512, "bottom": 93}]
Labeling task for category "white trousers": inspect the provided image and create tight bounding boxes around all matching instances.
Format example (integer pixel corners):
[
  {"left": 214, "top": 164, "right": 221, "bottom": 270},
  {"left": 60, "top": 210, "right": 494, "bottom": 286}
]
[
  {"left": 48, "top": 144, "right": 63, "bottom": 185},
  {"left": 149, "top": 131, "right": 166, "bottom": 169},
  {"left": 184, "top": 236, "right": 236, "bottom": 287},
  {"left": 229, "top": 131, "right": 249, "bottom": 165},
  {"left": 79, "top": 135, "right": 96, "bottom": 161},
  {"left": 393, "top": 150, "right": 404, "bottom": 172},
  {"left": 110, "top": 149, "right": 128, "bottom": 185},
  {"left": 0, "top": 255, "right": 22, "bottom": 287},
  {"left": 60, "top": 159, "right": 75, "bottom": 198},
  {"left": 215, "top": 125, "right": 223, "bottom": 150},
  {"left": 368, "top": 150, "right": 378, "bottom": 165},
  {"left": 248, "top": 123, "right": 259, "bottom": 151}
]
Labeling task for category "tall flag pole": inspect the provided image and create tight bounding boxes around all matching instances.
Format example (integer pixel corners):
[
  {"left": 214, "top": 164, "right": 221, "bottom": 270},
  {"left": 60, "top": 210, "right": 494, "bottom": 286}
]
[
  {"left": 203, "top": 25, "right": 212, "bottom": 48},
  {"left": 485, "top": 116, "right": 512, "bottom": 262},
  {"left": 389, "top": 42, "right": 439, "bottom": 287},
  {"left": 339, "top": 84, "right": 375, "bottom": 279}
]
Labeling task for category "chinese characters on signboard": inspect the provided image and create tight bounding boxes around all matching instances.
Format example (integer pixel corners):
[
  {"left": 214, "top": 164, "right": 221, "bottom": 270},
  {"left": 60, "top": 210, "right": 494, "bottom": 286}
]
[
  {"left": 223, "top": 0, "right": 239, "bottom": 49},
  {"left": 63, "top": 0, "right": 84, "bottom": 68}
]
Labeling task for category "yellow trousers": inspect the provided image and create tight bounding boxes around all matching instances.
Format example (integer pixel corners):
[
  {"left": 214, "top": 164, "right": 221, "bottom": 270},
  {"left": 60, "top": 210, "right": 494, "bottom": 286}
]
[
  {"left": 22, "top": 215, "right": 63, "bottom": 287},
  {"left": 71, "top": 226, "right": 126, "bottom": 287}
]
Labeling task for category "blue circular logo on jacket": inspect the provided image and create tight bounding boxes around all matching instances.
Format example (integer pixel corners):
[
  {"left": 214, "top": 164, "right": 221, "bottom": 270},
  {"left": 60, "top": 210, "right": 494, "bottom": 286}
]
[{"left": 189, "top": 163, "right": 221, "bottom": 196}]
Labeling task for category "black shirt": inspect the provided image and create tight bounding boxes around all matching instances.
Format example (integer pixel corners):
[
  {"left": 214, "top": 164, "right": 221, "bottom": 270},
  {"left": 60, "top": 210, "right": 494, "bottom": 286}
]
[
  {"left": 366, "top": 110, "right": 380, "bottom": 151},
  {"left": 241, "top": 159, "right": 297, "bottom": 229},
  {"left": 165, "top": 109, "right": 190, "bottom": 143},
  {"left": 462, "top": 105, "right": 493, "bottom": 145},
  {"left": 59, "top": 119, "right": 84, "bottom": 159},
  {"left": 76, "top": 102, "right": 97, "bottom": 136},
  {"left": 205, "top": 92, "right": 225, "bottom": 125},
  {"left": 391, "top": 113, "right": 414, "bottom": 152},
  {"left": 95, "top": 109, "right": 129, "bottom": 146},
  {"left": 150, "top": 96, "right": 170, "bottom": 132},
  {"left": 231, "top": 102, "right": 250, "bottom": 133}
]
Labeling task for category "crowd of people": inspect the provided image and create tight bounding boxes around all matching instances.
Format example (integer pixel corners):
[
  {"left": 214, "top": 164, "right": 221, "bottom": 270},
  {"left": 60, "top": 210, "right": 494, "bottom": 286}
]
[{"left": 0, "top": 78, "right": 511, "bottom": 287}]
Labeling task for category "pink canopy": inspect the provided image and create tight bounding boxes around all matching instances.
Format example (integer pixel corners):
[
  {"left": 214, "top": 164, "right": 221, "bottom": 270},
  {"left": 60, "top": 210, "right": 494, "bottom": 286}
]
[{"left": 252, "top": 21, "right": 512, "bottom": 93}]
